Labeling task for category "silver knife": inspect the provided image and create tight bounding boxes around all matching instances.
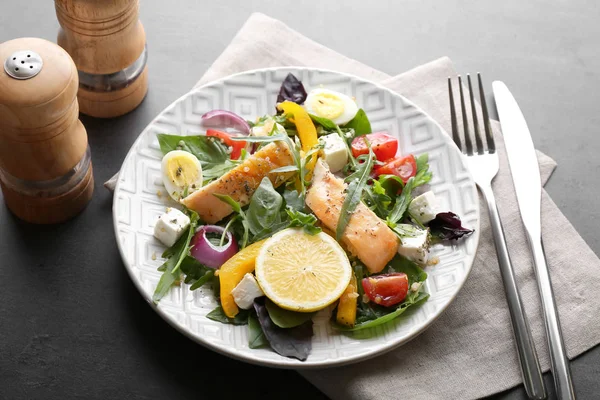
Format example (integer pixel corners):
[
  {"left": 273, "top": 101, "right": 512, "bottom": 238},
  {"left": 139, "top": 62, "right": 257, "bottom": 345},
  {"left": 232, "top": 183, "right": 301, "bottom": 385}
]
[{"left": 493, "top": 81, "right": 576, "bottom": 400}]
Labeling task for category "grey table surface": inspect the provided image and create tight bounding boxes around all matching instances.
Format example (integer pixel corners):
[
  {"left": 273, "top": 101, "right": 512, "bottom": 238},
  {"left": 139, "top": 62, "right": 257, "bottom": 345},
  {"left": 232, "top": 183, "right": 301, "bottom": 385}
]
[{"left": 1, "top": 1, "right": 598, "bottom": 399}]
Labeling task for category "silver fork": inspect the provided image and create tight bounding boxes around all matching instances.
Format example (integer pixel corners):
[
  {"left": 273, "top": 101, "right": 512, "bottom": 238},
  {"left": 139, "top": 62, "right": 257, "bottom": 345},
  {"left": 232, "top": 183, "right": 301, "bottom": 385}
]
[{"left": 449, "top": 74, "right": 547, "bottom": 400}]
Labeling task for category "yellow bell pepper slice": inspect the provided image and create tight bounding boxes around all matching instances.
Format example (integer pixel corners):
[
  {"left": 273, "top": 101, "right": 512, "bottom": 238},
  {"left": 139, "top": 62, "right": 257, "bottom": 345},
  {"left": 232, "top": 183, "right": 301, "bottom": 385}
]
[
  {"left": 277, "top": 101, "right": 319, "bottom": 179},
  {"left": 336, "top": 274, "right": 358, "bottom": 327},
  {"left": 219, "top": 239, "right": 267, "bottom": 318}
]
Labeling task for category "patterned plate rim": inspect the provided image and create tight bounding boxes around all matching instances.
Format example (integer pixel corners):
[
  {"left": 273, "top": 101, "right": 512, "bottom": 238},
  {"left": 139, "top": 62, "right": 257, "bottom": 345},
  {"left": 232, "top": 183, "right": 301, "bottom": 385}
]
[{"left": 112, "top": 66, "right": 481, "bottom": 369}]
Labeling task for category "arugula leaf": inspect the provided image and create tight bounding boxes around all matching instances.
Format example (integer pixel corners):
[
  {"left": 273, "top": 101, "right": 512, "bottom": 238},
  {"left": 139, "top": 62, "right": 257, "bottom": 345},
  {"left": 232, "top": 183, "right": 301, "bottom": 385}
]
[
  {"left": 254, "top": 298, "right": 313, "bottom": 361},
  {"left": 265, "top": 299, "right": 315, "bottom": 328},
  {"left": 342, "top": 109, "right": 371, "bottom": 136},
  {"left": 336, "top": 147, "right": 375, "bottom": 241},
  {"left": 286, "top": 209, "right": 321, "bottom": 235},
  {"left": 309, "top": 114, "right": 338, "bottom": 130},
  {"left": 206, "top": 306, "right": 249, "bottom": 325},
  {"left": 214, "top": 194, "right": 249, "bottom": 248},
  {"left": 363, "top": 179, "right": 392, "bottom": 217},
  {"left": 152, "top": 211, "right": 200, "bottom": 303},
  {"left": 229, "top": 133, "right": 288, "bottom": 143},
  {"left": 246, "top": 178, "right": 283, "bottom": 235},
  {"left": 334, "top": 126, "right": 358, "bottom": 171},
  {"left": 270, "top": 165, "right": 299, "bottom": 173},
  {"left": 248, "top": 312, "right": 269, "bottom": 349},
  {"left": 157, "top": 134, "right": 229, "bottom": 167}
]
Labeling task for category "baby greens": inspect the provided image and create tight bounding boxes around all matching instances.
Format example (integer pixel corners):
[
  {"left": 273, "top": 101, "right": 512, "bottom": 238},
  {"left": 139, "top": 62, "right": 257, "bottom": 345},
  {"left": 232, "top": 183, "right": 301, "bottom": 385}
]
[
  {"left": 336, "top": 149, "right": 375, "bottom": 241},
  {"left": 152, "top": 211, "right": 199, "bottom": 303},
  {"left": 343, "top": 109, "right": 371, "bottom": 136},
  {"left": 333, "top": 255, "right": 429, "bottom": 332}
]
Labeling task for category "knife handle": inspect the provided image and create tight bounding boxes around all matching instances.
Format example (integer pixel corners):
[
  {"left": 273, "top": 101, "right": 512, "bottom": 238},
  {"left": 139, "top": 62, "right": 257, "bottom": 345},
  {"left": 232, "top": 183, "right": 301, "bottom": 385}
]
[
  {"left": 527, "top": 233, "right": 576, "bottom": 400},
  {"left": 481, "top": 185, "right": 547, "bottom": 400}
]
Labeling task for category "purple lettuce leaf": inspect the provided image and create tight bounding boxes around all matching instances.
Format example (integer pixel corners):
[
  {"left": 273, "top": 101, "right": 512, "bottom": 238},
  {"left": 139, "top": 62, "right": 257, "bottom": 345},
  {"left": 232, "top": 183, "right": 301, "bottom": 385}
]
[
  {"left": 253, "top": 298, "right": 313, "bottom": 361},
  {"left": 428, "top": 212, "right": 474, "bottom": 241},
  {"left": 276, "top": 73, "right": 307, "bottom": 105}
]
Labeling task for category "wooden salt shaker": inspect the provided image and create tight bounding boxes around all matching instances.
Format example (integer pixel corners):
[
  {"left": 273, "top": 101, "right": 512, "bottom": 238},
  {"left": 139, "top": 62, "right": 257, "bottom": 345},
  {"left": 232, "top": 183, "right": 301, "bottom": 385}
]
[
  {"left": 0, "top": 38, "right": 94, "bottom": 224},
  {"left": 55, "top": 0, "right": 148, "bottom": 118}
]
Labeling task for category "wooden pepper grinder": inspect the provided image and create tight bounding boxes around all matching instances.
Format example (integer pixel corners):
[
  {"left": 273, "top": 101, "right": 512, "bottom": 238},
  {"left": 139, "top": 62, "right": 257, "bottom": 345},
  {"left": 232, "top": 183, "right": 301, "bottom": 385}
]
[
  {"left": 0, "top": 38, "right": 94, "bottom": 224},
  {"left": 55, "top": 0, "right": 148, "bottom": 118}
]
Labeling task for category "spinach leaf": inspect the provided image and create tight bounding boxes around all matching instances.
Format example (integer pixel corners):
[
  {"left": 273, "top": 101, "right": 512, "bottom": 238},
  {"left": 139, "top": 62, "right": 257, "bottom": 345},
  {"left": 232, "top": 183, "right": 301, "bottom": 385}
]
[
  {"left": 377, "top": 174, "right": 404, "bottom": 198},
  {"left": 206, "top": 306, "right": 249, "bottom": 325},
  {"left": 190, "top": 269, "right": 215, "bottom": 290},
  {"left": 336, "top": 148, "right": 375, "bottom": 241},
  {"left": 246, "top": 177, "right": 283, "bottom": 235},
  {"left": 251, "top": 220, "right": 291, "bottom": 242},
  {"left": 157, "top": 134, "right": 229, "bottom": 167},
  {"left": 202, "top": 160, "right": 238, "bottom": 182},
  {"left": 276, "top": 73, "right": 307, "bottom": 105},
  {"left": 336, "top": 292, "right": 429, "bottom": 331},
  {"left": 265, "top": 299, "right": 315, "bottom": 328},
  {"left": 342, "top": 109, "right": 371, "bottom": 136},
  {"left": 283, "top": 190, "right": 305, "bottom": 212},
  {"left": 309, "top": 114, "right": 338, "bottom": 130},
  {"left": 387, "top": 254, "right": 428, "bottom": 285},
  {"left": 428, "top": 212, "right": 474, "bottom": 241},
  {"left": 248, "top": 312, "right": 269, "bottom": 349},
  {"left": 153, "top": 211, "right": 199, "bottom": 303},
  {"left": 254, "top": 298, "right": 313, "bottom": 361},
  {"left": 179, "top": 256, "right": 209, "bottom": 281}
]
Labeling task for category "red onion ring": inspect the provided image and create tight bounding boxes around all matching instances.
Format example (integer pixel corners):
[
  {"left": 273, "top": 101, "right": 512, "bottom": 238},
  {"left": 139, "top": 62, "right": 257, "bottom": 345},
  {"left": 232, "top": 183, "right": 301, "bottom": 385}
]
[
  {"left": 201, "top": 110, "right": 251, "bottom": 136},
  {"left": 190, "top": 225, "right": 238, "bottom": 269}
]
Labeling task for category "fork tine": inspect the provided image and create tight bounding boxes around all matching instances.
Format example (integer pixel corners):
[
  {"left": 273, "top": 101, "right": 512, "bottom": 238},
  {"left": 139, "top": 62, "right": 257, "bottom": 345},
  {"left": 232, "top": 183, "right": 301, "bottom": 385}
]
[
  {"left": 478, "top": 73, "right": 495, "bottom": 153},
  {"left": 448, "top": 77, "right": 462, "bottom": 151},
  {"left": 467, "top": 74, "right": 484, "bottom": 154},
  {"left": 458, "top": 76, "right": 473, "bottom": 155}
]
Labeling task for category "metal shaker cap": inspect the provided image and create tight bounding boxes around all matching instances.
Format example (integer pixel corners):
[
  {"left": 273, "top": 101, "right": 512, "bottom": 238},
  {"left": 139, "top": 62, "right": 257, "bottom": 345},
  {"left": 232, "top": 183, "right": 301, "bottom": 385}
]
[{"left": 4, "top": 50, "right": 43, "bottom": 79}]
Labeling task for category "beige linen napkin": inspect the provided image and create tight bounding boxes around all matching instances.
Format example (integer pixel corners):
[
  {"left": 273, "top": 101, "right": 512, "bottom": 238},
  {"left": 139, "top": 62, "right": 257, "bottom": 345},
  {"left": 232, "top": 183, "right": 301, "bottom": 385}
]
[{"left": 107, "top": 13, "right": 600, "bottom": 400}]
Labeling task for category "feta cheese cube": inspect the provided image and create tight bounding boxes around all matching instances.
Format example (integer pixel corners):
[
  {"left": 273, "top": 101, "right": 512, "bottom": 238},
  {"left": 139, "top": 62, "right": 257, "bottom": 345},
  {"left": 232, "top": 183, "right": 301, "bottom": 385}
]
[
  {"left": 320, "top": 134, "right": 348, "bottom": 173},
  {"left": 231, "top": 273, "right": 264, "bottom": 309},
  {"left": 397, "top": 226, "right": 430, "bottom": 265},
  {"left": 153, "top": 207, "right": 190, "bottom": 247},
  {"left": 408, "top": 191, "right": 438, "bottom": 225}
]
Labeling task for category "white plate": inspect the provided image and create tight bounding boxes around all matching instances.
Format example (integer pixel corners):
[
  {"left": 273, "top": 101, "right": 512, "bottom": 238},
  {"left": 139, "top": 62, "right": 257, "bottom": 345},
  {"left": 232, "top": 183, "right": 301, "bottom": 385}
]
[{"left": 113, "top": 67, "right": 480, "bottom": 368}]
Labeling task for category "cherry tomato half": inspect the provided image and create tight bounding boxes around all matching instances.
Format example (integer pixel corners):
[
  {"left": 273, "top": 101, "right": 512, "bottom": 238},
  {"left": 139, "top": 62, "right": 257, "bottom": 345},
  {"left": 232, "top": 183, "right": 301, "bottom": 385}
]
[
  {"left": 206, "top": 129, "right": 247, "bottom": 160},
  {"left": 351, "top": 132, "right": 398, "bottom": 161},
  {"left": 361, "top": 273, "right": 409, "bottom": 307},
  {"left": 375, "top": 154, "right": 417, "bottom": 183}
]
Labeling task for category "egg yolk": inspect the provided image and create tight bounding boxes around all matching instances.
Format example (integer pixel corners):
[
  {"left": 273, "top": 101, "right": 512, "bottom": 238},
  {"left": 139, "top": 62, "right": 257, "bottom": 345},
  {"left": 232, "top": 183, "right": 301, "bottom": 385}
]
[
  {"left": 166, "top": 156, "right": 199, "bottom": 186},
  {"left": 310, "top": 93, "right": 344, "bottom": 120}
]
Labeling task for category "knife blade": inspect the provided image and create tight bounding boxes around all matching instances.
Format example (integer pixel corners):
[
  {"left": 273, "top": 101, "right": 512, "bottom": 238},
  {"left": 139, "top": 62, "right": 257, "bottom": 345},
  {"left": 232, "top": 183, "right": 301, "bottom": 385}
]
[{"left": 493, "top": 81, "right": 576, "bottom": 400}]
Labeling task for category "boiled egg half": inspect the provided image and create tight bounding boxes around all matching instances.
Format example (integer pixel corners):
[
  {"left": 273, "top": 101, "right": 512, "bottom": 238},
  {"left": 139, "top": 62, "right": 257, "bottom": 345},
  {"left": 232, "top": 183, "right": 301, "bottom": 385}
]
[
  {"left": 304, "top": 88, "right": 358, "bottom": 125},
  {"left": 161, "top": 150, "right": 203, "bottom": 201}
]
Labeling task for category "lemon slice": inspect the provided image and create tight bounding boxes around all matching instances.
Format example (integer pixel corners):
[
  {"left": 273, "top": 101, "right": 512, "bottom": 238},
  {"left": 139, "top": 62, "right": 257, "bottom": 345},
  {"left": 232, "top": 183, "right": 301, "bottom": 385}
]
[{"left": 254, "top": 228, "right": 352, "bottom": 312}]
